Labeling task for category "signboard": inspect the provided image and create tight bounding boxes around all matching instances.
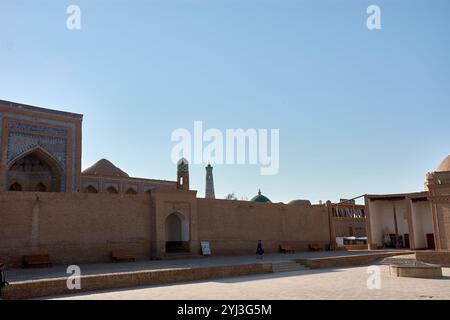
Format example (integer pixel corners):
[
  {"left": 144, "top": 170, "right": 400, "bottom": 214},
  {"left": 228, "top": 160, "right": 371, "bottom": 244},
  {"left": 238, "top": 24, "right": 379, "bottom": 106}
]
[{"left": 200, "top": 241, "right": 211, "bottom": 256}]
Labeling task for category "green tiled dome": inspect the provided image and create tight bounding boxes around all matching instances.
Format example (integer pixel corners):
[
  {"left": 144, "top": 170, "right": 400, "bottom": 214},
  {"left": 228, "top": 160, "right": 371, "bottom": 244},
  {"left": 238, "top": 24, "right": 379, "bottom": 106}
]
[{"left": 251, "top": 189, "right": 271, "bottom": 203}]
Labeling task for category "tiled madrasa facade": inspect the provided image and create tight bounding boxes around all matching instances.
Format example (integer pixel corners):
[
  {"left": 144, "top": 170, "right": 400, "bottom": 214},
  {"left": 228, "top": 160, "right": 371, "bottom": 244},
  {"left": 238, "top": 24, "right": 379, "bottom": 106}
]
[{"left": 0, "top": 100, "right": 81, "bottom": 192}]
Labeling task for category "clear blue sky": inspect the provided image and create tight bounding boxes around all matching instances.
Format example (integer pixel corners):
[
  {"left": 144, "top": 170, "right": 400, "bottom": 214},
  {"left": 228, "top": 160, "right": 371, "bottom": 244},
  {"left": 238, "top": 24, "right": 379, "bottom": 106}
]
[{"left": 1, "top": 0, "right": 449, "bottom": 203}]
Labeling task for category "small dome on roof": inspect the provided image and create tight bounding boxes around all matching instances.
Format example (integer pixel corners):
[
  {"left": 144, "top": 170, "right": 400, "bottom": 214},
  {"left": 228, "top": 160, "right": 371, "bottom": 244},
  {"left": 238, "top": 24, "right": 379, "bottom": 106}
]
[
  {"left": 82, "top": 159, "right": 129, "bottom": 178},
  {"left": 251, "top": 189, "right": 271, "bottom": 203},
  {"left": 437, "top": 155, "right": 450, "bottom": 172},
  {"left": 177, "top": 158, "right": 189, "bottom": 172}
]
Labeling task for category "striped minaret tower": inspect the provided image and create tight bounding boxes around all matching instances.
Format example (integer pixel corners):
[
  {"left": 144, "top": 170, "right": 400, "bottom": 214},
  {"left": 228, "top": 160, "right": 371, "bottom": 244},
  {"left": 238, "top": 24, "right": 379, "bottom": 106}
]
[{"left": 205, "top": 164, "right": 215, "bottom": 199}]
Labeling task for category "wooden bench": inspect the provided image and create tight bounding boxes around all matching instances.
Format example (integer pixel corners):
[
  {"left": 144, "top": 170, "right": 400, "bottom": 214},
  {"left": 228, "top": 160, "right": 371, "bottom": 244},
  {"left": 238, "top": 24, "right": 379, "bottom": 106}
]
[
  {"left": 308, "top": 244, "right": 323, "bottom": 251},
  {"left": 23, "top": 254, "right": 52, "bottom": 268},
  {"left": 337, "top": 244, "right": 369, "bottom": 251},
  {"left": 279, "top": 244, "right": 296, "bottom": 254},
  {"left": 111, "top": 250, "right": 135, "bottom": 262}
]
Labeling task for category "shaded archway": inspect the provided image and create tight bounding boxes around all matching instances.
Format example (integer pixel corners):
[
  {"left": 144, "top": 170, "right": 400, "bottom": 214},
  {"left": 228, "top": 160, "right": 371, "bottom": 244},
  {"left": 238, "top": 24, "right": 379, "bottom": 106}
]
[
  {"left": 7, "top": 147, "right": 62, "bottom": 192},
  {"left": 9, "top": 182, "right": 23, "bottom": 191},
  {"left": 85, "top": 185, "right": 98, "bottom": 193},
  {"left": 165, "top": 212, "right": 190, "bottom": 253},
  {"left": 106, "top": 186, "right": 119, "bottom": 194},
  {"left": 35, "top": 182, "right": 47, "bottom": 192},
  {"left": 125, "top": 188, "right": 137, "bottom": 195}
]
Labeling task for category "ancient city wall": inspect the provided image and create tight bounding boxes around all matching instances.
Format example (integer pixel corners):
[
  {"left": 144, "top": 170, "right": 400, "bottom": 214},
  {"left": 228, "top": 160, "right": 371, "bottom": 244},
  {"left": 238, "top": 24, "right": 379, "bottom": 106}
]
[
  {"left": 0, "top": 192, "right": 153, "bottom": 267},
  {"left": 1, "top": 191, "right": 334, "bottom": 266},
  {"left": 196, "top": 199, "right": 331, "bottom": 255}
]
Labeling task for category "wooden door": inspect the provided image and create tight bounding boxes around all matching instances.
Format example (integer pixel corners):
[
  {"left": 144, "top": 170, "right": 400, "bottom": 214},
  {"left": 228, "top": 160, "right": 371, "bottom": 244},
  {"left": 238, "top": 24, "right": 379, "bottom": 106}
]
[
  {"left": 404, "top": 234, "right": 410, "bottom": 248},
  {"left": 426, "top": 233, "right": 435, "bottom": 250}
]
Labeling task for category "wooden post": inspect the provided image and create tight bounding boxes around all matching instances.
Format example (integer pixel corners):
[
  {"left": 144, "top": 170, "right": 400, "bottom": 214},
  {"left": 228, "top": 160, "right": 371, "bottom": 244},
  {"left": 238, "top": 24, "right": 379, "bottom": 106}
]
[
  {"left": 326, "top": 201, "right": 336, "bottom": 251},
  {"left": 364, "top": 195, "right": 374, "bottom": 250},
  {"left": 393, "top": 202, "right": 400, "bottom": 249},
  {"left": 405, "top": 198, "right": 416, "bottom": 250}
]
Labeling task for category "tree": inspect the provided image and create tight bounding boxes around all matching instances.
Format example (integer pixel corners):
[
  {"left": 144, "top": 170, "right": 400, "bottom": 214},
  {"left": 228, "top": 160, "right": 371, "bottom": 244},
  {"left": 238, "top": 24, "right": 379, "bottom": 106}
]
[
  {"left": 224, "top": 193, "right": 248, "bottom": 201},
  {"left": 225, "top": 192, "right": 238, "bottom": 200}
]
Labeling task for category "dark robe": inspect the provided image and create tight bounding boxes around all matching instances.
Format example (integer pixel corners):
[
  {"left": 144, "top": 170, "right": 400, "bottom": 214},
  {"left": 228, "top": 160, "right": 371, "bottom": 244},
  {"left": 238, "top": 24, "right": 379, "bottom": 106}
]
[
  {"left": 256, "top": 243, "right": 264, "bottom": 255},
  {"left": 0, "top": 270, "right": 6, "bottom": 288}
]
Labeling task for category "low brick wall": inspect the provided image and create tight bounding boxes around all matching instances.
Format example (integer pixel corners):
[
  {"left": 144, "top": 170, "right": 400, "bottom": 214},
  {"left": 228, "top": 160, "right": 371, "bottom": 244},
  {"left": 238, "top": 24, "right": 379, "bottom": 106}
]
[
  {"left": 297, "top": 252, "right": 412, "bottom": 269},
  {"left": 3, "top": 263, "right": 273, "bottom": 300},
  {"left": 389, "top": 264, "right": 442, "bottom": 279},
  {"left": 416, "top": 251, "right": 450, "bottom": 267}
]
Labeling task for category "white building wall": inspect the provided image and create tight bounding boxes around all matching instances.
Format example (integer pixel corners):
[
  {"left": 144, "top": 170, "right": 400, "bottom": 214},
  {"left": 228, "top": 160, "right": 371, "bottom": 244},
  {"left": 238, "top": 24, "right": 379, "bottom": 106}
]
[
  {"left": 411, "top": 201, "right": 432, "bottom": 249},
  {"left": 396, "top": 201, "right": 409, "bottom": 242},
  {"left": 368, "top": 199, "right": 410, "bottom": 247},
  {"left": 369, "top": 200, "right": 394, "bottom": 246}
]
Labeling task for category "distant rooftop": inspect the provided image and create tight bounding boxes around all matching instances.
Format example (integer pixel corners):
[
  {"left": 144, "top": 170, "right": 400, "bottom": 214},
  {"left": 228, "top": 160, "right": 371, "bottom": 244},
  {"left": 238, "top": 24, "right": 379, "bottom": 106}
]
[
  {"left": 0, "top": 99, "right": 83, "bottom": 119},
  {"left": 367, "top": 191, "right": 429, "bottom": 201}
]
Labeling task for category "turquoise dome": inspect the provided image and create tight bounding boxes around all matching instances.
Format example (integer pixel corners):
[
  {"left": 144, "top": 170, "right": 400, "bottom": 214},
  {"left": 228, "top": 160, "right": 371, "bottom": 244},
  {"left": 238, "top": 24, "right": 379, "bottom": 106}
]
[{"left": 251, "top": 189, "right": 271, "bottom": 203}]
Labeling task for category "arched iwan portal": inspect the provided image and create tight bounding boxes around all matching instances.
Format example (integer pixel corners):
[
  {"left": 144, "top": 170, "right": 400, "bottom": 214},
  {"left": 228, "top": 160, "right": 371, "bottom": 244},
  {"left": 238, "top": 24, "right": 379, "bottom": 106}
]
[
  {"left": 165, "top": 212, "right": 190, "bottom": 253},
  {"left": 7, "top": 148, "right": 63, "bottom": 192}
]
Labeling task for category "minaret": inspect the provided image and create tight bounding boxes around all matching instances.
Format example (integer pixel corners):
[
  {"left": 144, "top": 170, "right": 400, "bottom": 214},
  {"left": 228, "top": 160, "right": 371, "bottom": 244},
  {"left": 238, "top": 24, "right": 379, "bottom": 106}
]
[
  {"left": 205, "top": 164, "right": 215, "bottom": 199},
  {"left": 177, "top": 158, "right": 190, "bottom": 190}
]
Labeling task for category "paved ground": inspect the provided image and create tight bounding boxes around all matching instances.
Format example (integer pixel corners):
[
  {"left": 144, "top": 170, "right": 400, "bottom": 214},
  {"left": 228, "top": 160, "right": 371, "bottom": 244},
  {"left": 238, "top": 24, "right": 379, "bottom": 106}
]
[
  {"left": 47, "top": 265, "right": 450, "bottom": 300},
  {"left": 7, "top": 250, "right": 410, "bottom": 282}
]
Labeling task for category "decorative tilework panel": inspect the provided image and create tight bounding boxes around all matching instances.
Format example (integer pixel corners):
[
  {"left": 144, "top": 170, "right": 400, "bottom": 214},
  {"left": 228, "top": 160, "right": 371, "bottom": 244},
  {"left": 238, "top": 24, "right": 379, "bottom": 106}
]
[
  {"left": 9, "top": 121, "right": 66, "bottom": 136},
  {"left": 7, "top": 132, "right": 67, "bottom": 170}
]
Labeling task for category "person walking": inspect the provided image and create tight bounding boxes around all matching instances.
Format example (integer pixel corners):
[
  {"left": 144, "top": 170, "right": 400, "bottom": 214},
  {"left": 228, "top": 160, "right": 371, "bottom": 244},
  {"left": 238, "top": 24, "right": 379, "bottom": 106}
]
[
  {"left": 0, "top": 263, "right": 9, "bottom": 300},
  {"left": 256, "top": 240, "right": 264, "bottom": 259}
]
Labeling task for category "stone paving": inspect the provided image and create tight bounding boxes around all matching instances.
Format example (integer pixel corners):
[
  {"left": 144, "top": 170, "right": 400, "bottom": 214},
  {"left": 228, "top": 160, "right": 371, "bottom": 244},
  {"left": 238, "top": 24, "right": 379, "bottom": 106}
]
[
  {"left": 48, "top": 265, "right": 450, "bottom": 300},
  {"left": 7, "top": 250, "right": 409, "bottom": 282}
]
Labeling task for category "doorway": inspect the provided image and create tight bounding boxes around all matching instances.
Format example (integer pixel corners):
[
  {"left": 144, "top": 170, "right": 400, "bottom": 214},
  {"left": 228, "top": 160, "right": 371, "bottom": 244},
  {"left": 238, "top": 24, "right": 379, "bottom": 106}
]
[{"left": 165, "top": 212, "right": 190, "bottom": 253}]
